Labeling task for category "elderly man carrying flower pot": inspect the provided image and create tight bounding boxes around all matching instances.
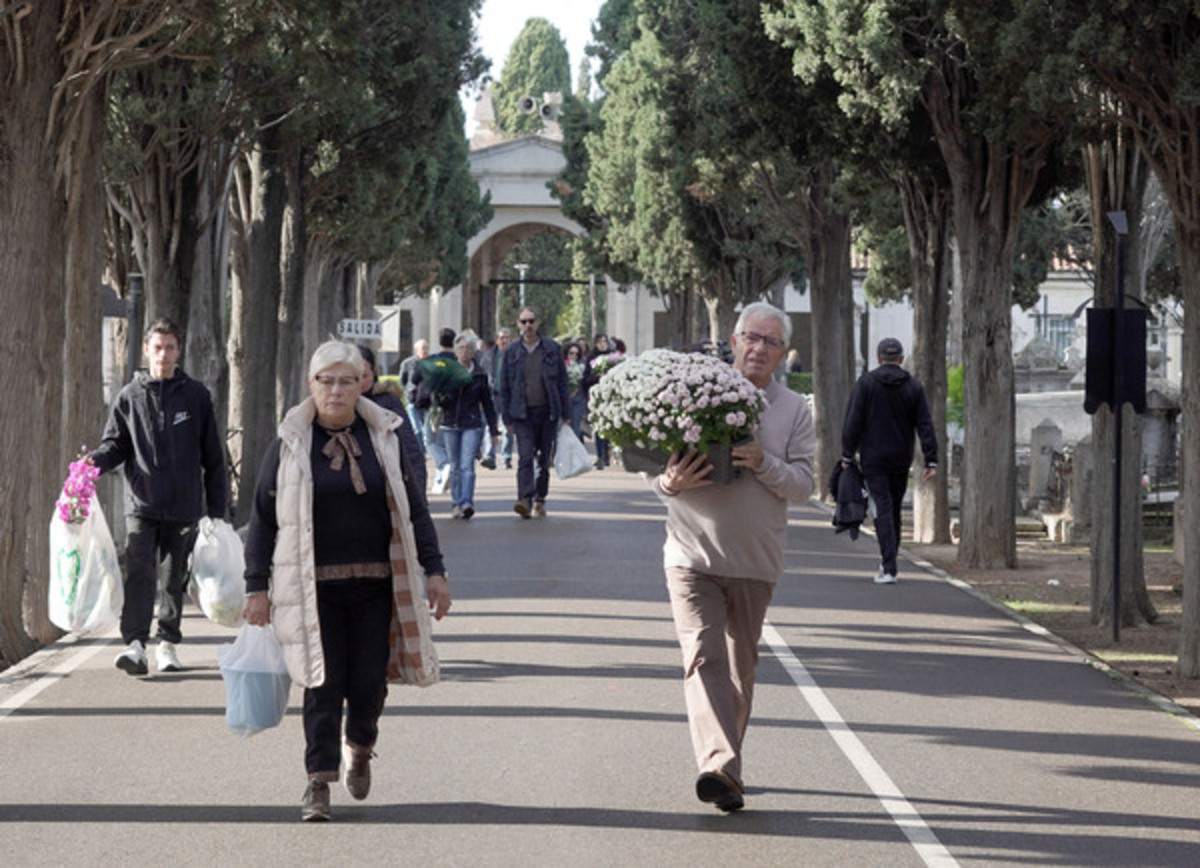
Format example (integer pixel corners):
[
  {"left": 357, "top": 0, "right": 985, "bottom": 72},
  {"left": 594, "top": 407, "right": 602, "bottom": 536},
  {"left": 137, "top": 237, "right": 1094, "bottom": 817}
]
[{"left": 652, "top": 301, "right": 816, "bottom": 813}]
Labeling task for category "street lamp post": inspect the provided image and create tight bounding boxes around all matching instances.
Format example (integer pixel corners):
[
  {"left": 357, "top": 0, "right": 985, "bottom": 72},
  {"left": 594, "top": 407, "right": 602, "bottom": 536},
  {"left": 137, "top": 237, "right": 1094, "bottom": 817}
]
[{"left": 515, "top": 262, "right": 529, "bottom": 308}]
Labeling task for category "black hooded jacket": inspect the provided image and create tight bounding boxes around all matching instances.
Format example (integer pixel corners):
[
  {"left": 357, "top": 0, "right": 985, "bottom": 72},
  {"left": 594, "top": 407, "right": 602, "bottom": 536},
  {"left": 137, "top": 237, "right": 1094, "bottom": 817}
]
[
  {"left": 91, "top": 368, "right": 227, "bottom": 523},
  {"left": 841, "top": 363, "right": 938, "bottom": 476},
  {"left": 829, "top": 460, "right": 868, "bottom": 539}
]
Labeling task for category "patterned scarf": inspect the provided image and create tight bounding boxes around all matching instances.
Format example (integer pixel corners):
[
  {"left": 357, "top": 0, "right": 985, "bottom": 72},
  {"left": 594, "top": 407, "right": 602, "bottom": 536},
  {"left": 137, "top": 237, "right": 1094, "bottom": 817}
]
[
  {"left": 382, "top": 469, "right": 436, "bottom": 684},
  {"left": 321, "top": 427, "right": 366, "bottom": 494}
]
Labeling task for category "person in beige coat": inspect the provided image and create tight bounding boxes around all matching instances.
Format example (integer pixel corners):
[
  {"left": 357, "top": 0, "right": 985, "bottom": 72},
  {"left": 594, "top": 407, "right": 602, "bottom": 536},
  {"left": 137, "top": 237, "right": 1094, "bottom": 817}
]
[{"left": 243, "top": 340, "right": 450, "bottom": 822}]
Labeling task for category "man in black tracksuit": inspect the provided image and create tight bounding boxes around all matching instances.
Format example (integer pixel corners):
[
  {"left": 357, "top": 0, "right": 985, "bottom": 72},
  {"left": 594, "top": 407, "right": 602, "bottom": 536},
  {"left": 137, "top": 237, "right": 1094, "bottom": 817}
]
[
  {"left": 91, "top": 318, "right": 227, "bottom": 675},
  {"left": 840, "top": 337, "right": 938, "bottom": 584}
]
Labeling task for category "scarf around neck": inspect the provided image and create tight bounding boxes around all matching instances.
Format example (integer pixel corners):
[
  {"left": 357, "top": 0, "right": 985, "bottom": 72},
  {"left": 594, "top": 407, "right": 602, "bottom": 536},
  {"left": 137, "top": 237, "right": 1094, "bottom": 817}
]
[{"left": 320, "top": 425, "right": 366, "bottom": 494}]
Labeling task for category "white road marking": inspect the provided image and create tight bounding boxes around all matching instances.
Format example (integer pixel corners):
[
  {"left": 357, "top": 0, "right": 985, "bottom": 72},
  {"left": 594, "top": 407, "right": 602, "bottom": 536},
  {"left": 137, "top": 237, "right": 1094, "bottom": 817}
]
[
  {"left": 763, "top": 621, "right": 959, "bottom": 868},
  {"left": 0, "top": 639, "right": 114, "bottom": 721}
]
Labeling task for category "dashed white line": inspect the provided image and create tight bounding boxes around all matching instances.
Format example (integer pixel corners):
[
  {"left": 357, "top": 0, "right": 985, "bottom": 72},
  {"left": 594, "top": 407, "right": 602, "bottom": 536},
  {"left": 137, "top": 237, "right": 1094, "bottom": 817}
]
[{"left": 762, "top": 621, "right": 959, "bottom": 868}]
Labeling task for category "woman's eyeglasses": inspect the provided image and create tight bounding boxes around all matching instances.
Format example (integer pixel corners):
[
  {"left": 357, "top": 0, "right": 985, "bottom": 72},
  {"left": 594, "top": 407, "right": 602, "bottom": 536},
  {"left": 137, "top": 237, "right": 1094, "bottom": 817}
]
[{"left": 313, "top": 375, "right": 358, "bottom": 390}]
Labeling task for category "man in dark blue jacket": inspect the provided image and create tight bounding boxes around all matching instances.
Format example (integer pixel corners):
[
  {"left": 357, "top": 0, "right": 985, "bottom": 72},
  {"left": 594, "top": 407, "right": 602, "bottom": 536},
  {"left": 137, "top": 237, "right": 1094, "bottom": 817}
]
[
  {"left": 91, "top": 318, "right": 227, "bottom": 675},
  {"left": 498, "top": 306, "right": 569, "bottom": 518},
  {"left": 840, "top": 337, "right": 938, "bottom": 584}
]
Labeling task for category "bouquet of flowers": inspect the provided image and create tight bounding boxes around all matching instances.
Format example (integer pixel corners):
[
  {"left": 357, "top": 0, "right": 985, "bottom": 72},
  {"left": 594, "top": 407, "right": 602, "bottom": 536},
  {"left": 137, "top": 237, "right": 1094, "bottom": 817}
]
[
  {"left": 588, "top": 349, "right": 766, "bottom": 460},
  {"left": 566, "top": 359, "right": 586, "bottom": 393},
  {"left": 589, "top": 351, "right": 626, "bottom": 377},
  {"left": 56, "top": 456, "right": 101, "bottom": 524}
]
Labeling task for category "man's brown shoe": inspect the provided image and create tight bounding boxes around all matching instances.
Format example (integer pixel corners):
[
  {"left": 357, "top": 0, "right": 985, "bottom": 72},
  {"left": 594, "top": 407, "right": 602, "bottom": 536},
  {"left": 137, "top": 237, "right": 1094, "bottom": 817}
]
[
  {"left": 532, "top": 501, "right": 546, "bottom": 518},
  {"left": 513, "top": 500, "right": 531, "bottom": 519}
]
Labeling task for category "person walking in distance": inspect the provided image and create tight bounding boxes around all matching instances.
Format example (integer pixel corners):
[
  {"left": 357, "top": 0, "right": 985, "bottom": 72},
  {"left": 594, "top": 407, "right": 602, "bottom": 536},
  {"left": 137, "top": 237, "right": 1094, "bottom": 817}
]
[
  {"left": 437, "top": 334, "right": 499, "bottom": 519},
  {"left": 498, "top": 306, "right": 569, "bottom": 519},
  {"left": 584, "top": 334, "right": 614, "bottom": 468},
  {"left": 397, "top": 339, "right": 430, "bottom": 455},
  {"left": 479, "top": 327, "right": 514, "bottom": 470},
  {"left": 413, "top": 328, "right": 456, "bottom": 494},
  {"left": 652, "top": 302, "right": 815, "bottom": 812},
  {"left": 840, "top": 337, "right": 938, "bottom": 584},
  {"left": 89, "top": 317, "right": 228, "bottom": 675},
  {"left": 359, "top": 344, "right": 425, "bottom": 494}
]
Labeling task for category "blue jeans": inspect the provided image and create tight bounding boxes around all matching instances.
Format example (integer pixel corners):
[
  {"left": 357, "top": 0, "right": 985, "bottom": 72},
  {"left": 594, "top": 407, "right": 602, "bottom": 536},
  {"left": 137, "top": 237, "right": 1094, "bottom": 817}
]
[
  {"left": 595, "top": 434, "right": 610, "bottom": 466},
  {"left": 443, "top": 426, "right": 483, "bottom": 508},
  {"left": 569, "top": 394, "right": 586, "bottom": 439},
  {"left": 483, "top": 393, "right": 513, "bottom": 464},
  {"left": 485, "top": 427, "right": 513, "bottom": 464},
  {"left": 423, "top": 412, "right": 450, "bottom": 479},
  {"left": 406, "top": 404, "right": 426, "bottom": 454}
]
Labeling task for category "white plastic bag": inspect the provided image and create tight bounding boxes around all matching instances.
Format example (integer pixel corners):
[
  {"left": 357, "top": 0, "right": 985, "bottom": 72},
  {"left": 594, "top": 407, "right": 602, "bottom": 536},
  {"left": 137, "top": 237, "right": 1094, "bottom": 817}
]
[
  {"left": 218, "top": 624, "right": 291, "bottom": 739},
  {"left": 48, "top": 501, "right": 123, "bottom": 634},
  {"left": 189, "top": 517, "right": 246, "bottom": 628},
  {"left": 554, "top": 425, "right": 592, "bottom": 479}
]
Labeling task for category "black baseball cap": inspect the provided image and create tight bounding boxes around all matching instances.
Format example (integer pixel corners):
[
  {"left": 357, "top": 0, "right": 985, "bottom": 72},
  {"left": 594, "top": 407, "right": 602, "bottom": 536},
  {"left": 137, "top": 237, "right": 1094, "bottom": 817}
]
[{"left": 877, "top": 338, "right": 904, "bottom": 361}]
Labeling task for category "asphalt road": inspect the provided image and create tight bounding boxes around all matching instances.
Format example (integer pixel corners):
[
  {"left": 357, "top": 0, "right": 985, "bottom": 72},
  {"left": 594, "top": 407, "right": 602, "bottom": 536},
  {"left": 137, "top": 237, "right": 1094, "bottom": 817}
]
[{"left": 3, "top": 459, "right": 1199, "bottom": 866}]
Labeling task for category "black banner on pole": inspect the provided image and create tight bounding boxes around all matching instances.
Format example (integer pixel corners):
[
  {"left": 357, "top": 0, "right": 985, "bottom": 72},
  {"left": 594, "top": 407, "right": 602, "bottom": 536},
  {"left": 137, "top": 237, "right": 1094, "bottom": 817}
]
[{"left": 1083, "top": 307, "right": 1148, "bottom": 415}]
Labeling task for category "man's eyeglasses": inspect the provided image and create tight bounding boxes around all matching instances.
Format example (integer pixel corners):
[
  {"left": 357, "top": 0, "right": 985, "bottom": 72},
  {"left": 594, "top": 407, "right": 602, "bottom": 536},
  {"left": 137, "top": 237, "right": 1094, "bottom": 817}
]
[
  {"left": 519, "top": 318, "right": 537, "bottom": 325},
  {"left": 313, "top": 375, "right": 359, "bottom": 390},
  {"left": 738, "top": 331, "right": 785, "bottom": 349}
]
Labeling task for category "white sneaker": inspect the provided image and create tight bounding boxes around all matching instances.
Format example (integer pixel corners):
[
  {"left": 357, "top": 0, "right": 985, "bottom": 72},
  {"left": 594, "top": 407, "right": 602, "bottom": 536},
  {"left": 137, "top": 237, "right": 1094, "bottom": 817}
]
[
  {"left": 431, "top": 469, "right": 449, "bottom": 495},
  {"left": 114, "top": 640, "right": 148, "bottom": 676},
  {"left": 155, "top": 640, "right": 182, "bottom": 672},
  {"left": 874, "top": 571, "right": 898, "bottom": 585}
]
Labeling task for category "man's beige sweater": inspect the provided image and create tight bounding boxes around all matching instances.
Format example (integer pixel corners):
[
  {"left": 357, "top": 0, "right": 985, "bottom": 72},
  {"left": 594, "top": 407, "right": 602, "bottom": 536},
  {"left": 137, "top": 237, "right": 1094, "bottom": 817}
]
[{"left": 653, "top": 379, "right": 815, "bottom": 583}]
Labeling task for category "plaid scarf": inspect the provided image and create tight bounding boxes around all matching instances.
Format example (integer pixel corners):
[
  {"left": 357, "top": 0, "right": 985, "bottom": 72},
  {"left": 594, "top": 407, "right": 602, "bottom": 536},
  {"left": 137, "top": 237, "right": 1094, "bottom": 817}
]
[{"left": 382, "top": 461, "right": 439, "bottom": 686}]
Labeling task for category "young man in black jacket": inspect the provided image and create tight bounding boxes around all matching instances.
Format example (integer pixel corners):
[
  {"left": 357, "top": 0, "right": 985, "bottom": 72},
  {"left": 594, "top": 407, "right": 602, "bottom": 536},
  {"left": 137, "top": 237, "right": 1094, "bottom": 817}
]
[
  {"left": 840, "top": 337, "right": 938, "bottom": 584},
  {"left": 91, "top": 318, "right": 227, "bottom": 674}
]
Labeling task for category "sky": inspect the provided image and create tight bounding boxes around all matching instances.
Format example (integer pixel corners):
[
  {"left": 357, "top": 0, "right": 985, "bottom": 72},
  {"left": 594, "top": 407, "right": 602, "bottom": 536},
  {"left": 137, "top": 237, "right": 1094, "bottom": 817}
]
[{"left": 461, "top": 0, "right": 606, "bottom": 134}]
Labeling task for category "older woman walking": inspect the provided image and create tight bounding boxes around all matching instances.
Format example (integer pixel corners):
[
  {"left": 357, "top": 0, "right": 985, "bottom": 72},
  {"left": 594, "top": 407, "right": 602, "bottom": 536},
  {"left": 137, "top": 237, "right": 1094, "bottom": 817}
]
[{"left": 243, "top": 340, "right": 451, "bottom": 822}]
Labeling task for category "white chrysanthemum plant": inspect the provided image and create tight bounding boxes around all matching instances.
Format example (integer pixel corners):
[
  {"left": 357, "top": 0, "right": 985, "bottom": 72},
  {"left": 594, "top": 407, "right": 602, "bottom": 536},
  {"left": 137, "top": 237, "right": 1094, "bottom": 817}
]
[{"left": 588, "top": 348, "right": 766, "bottom": 460}]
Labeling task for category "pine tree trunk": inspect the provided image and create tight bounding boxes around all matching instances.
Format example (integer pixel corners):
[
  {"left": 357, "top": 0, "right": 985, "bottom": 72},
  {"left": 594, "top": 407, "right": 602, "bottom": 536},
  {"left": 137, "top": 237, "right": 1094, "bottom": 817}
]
[
  {"left": 1173, "top": 233, "right": 1200, "bottom": 676},
  {"left": 276, "top": 152, "right": 307, "bottom": 414},
  {"left": 0, "top": 2, "right": 66, "bottom": 662},
  {"left": 233, "top": 130, "right": 285, "bottom": 525},
  {"left": 186, "top": 153, "right": 232, "bottom": 406},
  {"left": 949, "top": 142, "right": 1020, "bottom": 569},
  {"left": 226, "top": 169, "right": 250, "bottom": 515},
  {"left": 899, "top": 173, "right": 952, "bottom": 544},
  {"left": 804, "top": 163, "right": 855, "bottom": 499}
]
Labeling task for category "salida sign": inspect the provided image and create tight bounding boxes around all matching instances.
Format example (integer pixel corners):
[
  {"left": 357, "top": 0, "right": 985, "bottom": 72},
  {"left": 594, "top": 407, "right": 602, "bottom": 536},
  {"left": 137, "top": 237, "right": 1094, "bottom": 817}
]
[{"left": 336, "top": 318, "right": 382, "bottom": 339}]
